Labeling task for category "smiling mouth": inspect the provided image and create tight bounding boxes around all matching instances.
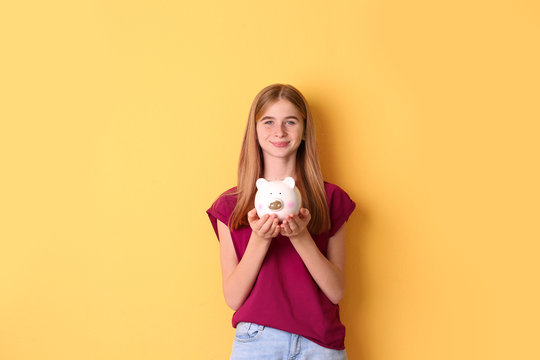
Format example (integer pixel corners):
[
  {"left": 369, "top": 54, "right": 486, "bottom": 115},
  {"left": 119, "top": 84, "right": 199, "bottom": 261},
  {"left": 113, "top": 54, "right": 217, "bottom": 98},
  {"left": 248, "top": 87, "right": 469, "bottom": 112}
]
[{"left": 270, "top": 141, "right": 290, "bottom": 148}]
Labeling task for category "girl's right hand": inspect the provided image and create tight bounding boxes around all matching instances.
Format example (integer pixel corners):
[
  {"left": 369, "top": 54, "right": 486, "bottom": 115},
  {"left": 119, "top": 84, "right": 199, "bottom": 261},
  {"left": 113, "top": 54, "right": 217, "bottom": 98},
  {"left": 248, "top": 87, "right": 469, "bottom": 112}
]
[{"left": 247, "top": 208, "right": 280, "bottom": 240}]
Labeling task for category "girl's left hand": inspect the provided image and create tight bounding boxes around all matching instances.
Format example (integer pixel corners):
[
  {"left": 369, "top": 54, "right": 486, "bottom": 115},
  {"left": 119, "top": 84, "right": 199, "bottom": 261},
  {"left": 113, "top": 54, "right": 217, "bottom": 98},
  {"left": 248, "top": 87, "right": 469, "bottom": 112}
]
[{"left": 280, "top": 208, "right": 311, "bottom": 238}]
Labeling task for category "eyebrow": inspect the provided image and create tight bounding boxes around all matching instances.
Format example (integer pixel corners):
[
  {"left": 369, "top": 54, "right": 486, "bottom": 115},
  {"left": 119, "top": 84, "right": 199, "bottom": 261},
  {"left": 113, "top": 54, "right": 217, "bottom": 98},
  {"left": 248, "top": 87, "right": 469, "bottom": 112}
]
[{"left": 260, "top": 115, "right": 299, "bottom": 121}]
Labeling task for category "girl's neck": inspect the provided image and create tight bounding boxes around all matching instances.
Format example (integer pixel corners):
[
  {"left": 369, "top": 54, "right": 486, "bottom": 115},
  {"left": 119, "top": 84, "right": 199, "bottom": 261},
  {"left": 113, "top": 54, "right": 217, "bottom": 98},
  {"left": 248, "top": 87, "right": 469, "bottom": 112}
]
[{"left": 262, "top": 156, "right": 297, "bottom": 181}]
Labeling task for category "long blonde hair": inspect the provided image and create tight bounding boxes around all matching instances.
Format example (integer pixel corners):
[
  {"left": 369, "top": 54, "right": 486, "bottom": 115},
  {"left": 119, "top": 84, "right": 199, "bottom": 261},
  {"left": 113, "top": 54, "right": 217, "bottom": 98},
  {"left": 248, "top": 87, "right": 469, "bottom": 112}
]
[{"left": 228, "top": 83, "right": 330, "bottom": 234}]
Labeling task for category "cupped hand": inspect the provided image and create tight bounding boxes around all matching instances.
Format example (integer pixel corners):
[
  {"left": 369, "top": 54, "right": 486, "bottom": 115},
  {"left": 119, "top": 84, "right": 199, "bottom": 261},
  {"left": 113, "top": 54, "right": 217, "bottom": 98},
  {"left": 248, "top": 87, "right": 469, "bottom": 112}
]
[
  {"left": 247, "top": 208, "right": 280, "bottom": 240},
  {"left": 280, "top": 208, "right": 311, "bottom": 238}
]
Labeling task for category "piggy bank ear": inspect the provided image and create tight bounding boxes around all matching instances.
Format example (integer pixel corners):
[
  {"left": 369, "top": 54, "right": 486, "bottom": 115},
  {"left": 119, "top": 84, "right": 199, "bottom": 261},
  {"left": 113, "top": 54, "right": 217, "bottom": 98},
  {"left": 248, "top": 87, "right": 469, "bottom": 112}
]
[
  {"left": 283, "top": 177, "right": 295, "bottom": 189},
  {"left": 256, "top": 178, "right": 268, "bottom": 190}
]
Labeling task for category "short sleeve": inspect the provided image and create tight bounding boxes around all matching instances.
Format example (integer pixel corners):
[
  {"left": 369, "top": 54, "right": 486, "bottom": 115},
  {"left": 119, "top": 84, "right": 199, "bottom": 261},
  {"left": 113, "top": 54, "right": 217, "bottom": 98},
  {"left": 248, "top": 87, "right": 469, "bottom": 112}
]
[
  {"left": 328, "top": 185, "right": 356, "bottom": 238},
  {"left": 206, "top": 190, "right": 236, "bottom": 241}
]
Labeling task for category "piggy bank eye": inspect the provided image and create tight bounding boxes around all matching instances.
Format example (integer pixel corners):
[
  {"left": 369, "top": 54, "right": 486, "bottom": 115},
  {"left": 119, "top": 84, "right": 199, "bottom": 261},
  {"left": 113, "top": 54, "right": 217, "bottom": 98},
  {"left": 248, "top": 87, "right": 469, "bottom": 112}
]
[
  {"left": 279, "top": 192, "right": 282, "bottom": 195},
  {"left": 270, "top": 192, "right": 272, "bottom": 195}
]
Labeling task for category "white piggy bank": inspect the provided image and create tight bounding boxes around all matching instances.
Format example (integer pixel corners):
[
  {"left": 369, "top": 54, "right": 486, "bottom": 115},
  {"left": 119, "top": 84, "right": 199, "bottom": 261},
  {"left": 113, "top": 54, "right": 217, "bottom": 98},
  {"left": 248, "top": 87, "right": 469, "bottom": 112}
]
[{"left": 254, "top": 177, "right": 302, "bottom": 221}]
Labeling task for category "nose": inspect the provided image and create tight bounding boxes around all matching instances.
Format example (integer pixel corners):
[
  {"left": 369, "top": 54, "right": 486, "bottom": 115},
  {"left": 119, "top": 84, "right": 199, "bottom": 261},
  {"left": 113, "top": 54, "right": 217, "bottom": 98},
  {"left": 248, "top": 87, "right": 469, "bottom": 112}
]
[
  {"left": 274, "top": 123, "right": 286, "bottom": 137},
  {"left": 269, "top": 199, "right": 283, "bottom": 210}
]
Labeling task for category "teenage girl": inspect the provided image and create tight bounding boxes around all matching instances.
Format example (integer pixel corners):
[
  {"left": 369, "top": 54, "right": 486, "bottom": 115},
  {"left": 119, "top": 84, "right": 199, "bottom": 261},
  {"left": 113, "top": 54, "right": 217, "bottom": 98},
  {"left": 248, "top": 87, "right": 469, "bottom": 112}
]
[{"left": 206, "top": 83, "right": 355, "bottom": 360}]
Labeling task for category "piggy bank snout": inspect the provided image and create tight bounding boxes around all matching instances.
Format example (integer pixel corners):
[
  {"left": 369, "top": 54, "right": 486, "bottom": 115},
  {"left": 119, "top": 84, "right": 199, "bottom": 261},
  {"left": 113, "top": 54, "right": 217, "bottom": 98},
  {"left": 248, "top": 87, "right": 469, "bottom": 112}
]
[{"left": 268, "top": 199, "right": 283, "bottom": 210}]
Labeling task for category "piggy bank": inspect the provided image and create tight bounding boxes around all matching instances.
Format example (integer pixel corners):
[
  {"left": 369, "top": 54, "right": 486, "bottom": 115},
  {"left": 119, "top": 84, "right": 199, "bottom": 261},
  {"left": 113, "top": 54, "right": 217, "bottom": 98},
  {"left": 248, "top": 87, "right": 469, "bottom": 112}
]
[{"left": 254, "top": 177, "right": 302, "bottom": 221}]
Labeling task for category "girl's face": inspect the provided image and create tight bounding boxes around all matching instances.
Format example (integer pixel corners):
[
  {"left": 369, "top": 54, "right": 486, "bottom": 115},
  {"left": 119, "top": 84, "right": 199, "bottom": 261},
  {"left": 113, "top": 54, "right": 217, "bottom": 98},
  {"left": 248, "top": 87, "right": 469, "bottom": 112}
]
[{"left": 256, "top": 99, "right": 305, "bottom": 161}]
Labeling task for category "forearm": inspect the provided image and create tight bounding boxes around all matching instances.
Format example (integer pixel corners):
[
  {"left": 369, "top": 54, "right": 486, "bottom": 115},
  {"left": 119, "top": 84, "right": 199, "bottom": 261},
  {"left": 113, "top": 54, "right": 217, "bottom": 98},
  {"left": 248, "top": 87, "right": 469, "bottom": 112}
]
[
  {"left": 289, "top": 232, "right": 345, "bottom": 304},
  {"left": 222, "top": 233, "right": 270, "bottom": 310}
]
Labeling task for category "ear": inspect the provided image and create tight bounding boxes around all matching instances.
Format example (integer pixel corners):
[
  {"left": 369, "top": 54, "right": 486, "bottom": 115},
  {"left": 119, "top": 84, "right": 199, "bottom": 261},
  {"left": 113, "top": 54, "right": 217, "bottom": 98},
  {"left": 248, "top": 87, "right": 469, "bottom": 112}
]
[
  {"left": 256, "top": 178, "right": 268, "bottom": 190},
  {"left": 283, "top": 177, "right": 295, "bottom": 189}
]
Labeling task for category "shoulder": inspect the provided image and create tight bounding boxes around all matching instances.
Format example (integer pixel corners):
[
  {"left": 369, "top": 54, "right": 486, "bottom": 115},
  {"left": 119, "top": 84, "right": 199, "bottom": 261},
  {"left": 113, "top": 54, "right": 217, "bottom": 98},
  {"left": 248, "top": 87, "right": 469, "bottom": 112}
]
[
  {"left": 207, "top": 186, "right": 238, "bottom": 220},
  {"left": 206, "top": 186, "right": 239, "bottom": 240},
  {"left": 323, "top": 181, "right": 356, "bottom": 237},
  {"left": 323, "top": 181, "right": 354, "bottom": 204}
]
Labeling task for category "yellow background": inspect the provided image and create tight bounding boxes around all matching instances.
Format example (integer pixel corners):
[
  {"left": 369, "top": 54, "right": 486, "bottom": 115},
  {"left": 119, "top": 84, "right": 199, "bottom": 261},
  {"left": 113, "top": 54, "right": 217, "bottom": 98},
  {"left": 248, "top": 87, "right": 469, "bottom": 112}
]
[{"left": 1, "top": 1, "right": 539, "bottom": 359}]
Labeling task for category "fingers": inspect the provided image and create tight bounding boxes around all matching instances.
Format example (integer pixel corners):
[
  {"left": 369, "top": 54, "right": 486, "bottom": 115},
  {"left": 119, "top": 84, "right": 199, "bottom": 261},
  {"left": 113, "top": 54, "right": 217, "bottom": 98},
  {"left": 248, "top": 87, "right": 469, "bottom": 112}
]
[
  {"left": 248, "top": 208, "right": 269, "bottom": 228},
  {"left": 259, "top": 214, "right": 276, "bottom": 234},
  {"left": 281, "top": 215, "right": 298, "bottom": 236},
  {"left": 251, "top": 212, "right": 278, "bottom": 239},
  {"left": 298, "top": 208, "right": 310, "bottom": 221},
  {"left": 250, "top": 209, "right": 312, "bottom": 239},
  {"left": 280, "top": 219, "right": 291, "bottom": 234},
  {"left": 280, "top": 209, "right": 311, "bottom": 237},
  {"left": 284, "top": 215, "right": 299, "bottom": 232},
  {"left": 271, "top": 222, "right": 281, "bottom": 238},
  {"left": 286, "top": 212, "right": 301, "bottom": 226},
  {"left": 247, "top": 208, "right": 259, "bottom": 224}
]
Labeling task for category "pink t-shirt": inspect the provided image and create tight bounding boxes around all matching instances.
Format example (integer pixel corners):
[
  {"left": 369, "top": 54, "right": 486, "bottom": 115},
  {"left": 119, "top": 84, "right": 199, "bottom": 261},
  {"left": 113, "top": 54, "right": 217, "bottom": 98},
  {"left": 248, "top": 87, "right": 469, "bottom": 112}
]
[{"left": 206, "top": 181, "right": 356, "bottom": 350}]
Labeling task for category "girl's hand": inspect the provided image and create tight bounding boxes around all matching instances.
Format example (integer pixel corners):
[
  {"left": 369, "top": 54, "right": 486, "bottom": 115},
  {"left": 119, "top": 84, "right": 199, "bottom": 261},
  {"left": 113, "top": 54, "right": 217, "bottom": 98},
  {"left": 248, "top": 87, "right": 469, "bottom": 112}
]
[
  {"left": 280, "top": 208, "right": 311, "bottom": 239},
  {"left": 247, "top": 208, "right": 280, "bottom": 240}
]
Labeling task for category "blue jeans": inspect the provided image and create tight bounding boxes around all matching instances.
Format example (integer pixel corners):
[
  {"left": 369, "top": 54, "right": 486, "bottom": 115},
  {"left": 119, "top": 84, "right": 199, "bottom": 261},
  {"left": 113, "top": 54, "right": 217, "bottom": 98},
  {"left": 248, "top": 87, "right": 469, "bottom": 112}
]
[{"left": 230, "top": 322, "right": 348, "bottom": 360}]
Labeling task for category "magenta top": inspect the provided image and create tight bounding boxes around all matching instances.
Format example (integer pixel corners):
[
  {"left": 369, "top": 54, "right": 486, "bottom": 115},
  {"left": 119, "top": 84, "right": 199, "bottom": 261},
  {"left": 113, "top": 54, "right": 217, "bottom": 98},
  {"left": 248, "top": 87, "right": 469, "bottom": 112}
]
[{"left": 206, "top": 181, "right": 356, "bottom": 350}]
